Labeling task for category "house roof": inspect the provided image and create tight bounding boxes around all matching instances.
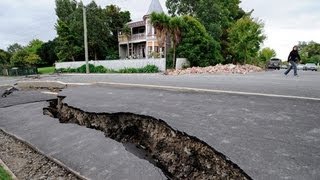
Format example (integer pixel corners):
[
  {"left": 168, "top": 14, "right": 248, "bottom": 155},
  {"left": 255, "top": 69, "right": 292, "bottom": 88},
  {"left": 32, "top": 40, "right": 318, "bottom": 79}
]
[{"left": 146, "top": 0, "right": 164, "bottom": 15}]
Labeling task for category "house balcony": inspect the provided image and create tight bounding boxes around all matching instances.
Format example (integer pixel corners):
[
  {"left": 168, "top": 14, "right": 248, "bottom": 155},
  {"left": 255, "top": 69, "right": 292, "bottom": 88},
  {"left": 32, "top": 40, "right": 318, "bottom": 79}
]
[{"left": 118, "top": 33, "right": 146, "bottom": 44}]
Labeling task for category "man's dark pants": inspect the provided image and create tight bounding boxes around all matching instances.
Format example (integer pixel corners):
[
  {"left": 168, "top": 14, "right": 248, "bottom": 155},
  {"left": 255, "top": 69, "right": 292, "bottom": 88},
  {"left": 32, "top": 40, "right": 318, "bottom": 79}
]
[{"left": 284, "top": 61, "right": 298, "bottom": 76}]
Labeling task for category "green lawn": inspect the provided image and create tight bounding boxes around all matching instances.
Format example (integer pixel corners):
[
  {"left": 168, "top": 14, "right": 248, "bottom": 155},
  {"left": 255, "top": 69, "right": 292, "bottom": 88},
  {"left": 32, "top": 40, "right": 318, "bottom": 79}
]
[
  {"left": 37, "top": 66, "right": 55, "bottom": 74},
  {"left": 0, "top": 166, "right": 12, "bottom": 180}
]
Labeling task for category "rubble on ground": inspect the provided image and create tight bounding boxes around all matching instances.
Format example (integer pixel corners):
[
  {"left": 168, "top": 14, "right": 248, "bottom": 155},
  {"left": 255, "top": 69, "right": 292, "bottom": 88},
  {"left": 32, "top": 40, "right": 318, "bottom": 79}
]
[{"left": 167, "top": 64, "right": 263, "bottom": 75}]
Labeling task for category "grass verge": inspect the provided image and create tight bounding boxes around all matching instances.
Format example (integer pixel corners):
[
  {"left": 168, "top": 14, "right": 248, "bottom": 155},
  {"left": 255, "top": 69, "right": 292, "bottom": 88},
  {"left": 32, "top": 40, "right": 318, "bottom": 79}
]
[
  {"left": 0, "top": 165, "right": 12, "bottom": 180},
  {"left": 37, "top": 66, "right": 55, "bottom": 74}
]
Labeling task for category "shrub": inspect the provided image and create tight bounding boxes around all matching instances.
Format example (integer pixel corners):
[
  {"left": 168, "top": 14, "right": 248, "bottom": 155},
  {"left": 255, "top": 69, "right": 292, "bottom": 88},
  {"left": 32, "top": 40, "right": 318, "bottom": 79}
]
[
  {"left": 77, "top": 64, "right": 95, "bottom": 73},
  {"left": 140, "top": 65, "right": 160, "bottom": 73},
  {"left": 95, "top": 65, "right": 107, "bottom": 73},
  {"left": 118, "top": 68, "right": 139, "bottom": 73},
  {"left": 57, "top": 64, "right": 159, "bottom": 74}
]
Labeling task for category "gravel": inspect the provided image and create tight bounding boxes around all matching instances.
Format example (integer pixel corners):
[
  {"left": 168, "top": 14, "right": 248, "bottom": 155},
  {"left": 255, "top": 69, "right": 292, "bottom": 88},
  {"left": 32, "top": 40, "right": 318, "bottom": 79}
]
[{"left": 0, "top": 129, "right": 81, "bottom": 180}]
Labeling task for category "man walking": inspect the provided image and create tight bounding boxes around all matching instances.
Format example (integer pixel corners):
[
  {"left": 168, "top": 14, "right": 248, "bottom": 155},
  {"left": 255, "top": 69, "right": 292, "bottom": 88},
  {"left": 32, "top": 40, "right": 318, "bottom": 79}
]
[{"left": 284, "top": 45, "right": 301, "bottom": 76}]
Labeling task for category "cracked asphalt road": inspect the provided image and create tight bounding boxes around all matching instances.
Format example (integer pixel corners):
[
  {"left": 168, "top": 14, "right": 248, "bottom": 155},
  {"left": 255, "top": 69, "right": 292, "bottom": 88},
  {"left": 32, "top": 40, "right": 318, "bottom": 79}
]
[{"left": 0, "top": 70, "right": 319, "bottom": 179}]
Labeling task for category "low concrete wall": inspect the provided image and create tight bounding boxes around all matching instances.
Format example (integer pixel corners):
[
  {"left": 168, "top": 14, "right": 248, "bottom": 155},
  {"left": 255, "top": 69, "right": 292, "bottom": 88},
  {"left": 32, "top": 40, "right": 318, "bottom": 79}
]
[
  {"left": 55, "top": 58, "right": 166, "bottom": 72},
  {"left": 176, "top": 58, "right": 190, "bottom": 70}
]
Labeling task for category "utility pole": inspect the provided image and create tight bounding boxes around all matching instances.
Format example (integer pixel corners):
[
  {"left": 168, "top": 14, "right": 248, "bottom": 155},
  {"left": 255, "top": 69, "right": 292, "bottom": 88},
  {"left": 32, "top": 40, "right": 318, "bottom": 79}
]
[{"left": 83, "top": 5, "right": 89, "bottom": 74}]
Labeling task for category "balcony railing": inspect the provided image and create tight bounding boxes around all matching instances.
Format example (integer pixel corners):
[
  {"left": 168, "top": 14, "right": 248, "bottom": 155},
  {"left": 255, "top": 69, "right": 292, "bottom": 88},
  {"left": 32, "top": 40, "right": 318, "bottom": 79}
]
[{"left": 118, "top": 33, "right": 146, "bottom": 43}]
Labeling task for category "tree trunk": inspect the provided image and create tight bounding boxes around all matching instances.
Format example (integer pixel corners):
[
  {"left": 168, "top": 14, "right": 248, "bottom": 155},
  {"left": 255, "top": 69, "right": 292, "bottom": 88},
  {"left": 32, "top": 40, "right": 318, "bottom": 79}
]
[
  {"left": 94, "top": 51, "right": 97, "bottom": 60},
  {"left": 173, "top": 43, "right": 176, "bottom": 69},
  {"left": 71, "top": 56, "right": 75, "bottom": 62},
  {"left": 164, "top": 36, "right": 167, "bottom": 60}
]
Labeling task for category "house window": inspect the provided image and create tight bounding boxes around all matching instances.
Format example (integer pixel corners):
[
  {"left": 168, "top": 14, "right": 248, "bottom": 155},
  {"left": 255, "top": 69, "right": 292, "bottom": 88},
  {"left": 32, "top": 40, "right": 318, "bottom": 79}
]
[{"left": 154, "top": 46, "right": 159, "bottom": 53}]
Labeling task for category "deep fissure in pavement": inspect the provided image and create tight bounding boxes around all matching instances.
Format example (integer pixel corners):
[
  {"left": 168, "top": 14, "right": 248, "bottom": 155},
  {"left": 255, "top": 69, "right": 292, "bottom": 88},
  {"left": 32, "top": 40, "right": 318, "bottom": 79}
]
[{"left": 43, "top": 96, "right": 252, "bottom": 180}]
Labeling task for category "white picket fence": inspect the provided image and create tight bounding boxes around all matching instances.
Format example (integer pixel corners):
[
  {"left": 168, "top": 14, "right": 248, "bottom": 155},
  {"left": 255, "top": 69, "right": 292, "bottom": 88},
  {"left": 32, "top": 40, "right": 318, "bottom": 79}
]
[{"left": 55, "top": 58, "right": 166, "bottom": 72}]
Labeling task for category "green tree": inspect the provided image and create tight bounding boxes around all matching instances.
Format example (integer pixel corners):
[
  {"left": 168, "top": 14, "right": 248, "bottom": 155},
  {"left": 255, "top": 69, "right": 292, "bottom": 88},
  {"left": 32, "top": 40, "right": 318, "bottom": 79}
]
[
  {"left": 0, "top": 49, "right": 11, "bottom": 67},
  {"left": 7, "top": 43, "right": 23, "bottom": 55},
  {"left": 54, "top": 1, "right": 130, "bottom": 61},
  {"left": 103, "top": 5, "right": 131, "bottom": 59},
  {"left": 25, "top": 53, "right": 41, "bottom": 65},
  {"left": 177, "top": 16, "right": 221, "bottom": 67},
  {"left": 10, "top": 49, "right": 28, "bottom": 67},
  {"left": 55, "top": 20, "right": 82, "bottom": 61},
  {"left": 25, "top": 39, "right": 44, "bottom": 65},
  {"left": 169, "top": 16, "right": 183, "bottom": 68},
  {"left": 37, "top": 39, "right": 59, "bottom": 66},
  {"left": 26, "top": 39, "right": 43, "bottom": 54},
  {"left": 55, "top": 0, "right": 77, "bottom": 23},
  {"left": 299, "top": 41, "right": 320, "bottom": 64},
  {"left": 166, "top": 0, "right": 246, "bottom": 63},
  {"left": 150, "top": 12, "right": 170, "bottom": 47},
  {"left": 258, "top": 47, "right": 276, "bottom": 62},
  {"left": 151, "top": 12, "right": 184, "bottom": 68},
  {"left": 9, "top": 39, "right": 44, "bottom": 67},
  {"left": 228, "top": 16, "right": 266, "bottom": 64},
  {"left": 86, "top": 1, "right": 106, "bottom": 60},
  {"left": 55, "top": 0, "right": 83, "bottom": 62}
]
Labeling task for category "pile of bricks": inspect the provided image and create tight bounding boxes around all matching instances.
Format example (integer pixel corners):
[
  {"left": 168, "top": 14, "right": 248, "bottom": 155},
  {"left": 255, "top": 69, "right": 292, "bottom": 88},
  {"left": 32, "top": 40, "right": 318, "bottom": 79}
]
[{"left": 167, "top": 64, "right": 263, "bottom": 75}]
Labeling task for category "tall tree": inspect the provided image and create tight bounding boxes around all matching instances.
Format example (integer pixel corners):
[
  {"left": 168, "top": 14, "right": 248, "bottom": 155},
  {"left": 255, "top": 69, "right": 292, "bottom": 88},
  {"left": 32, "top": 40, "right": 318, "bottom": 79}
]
[
  {"left": 55, "top": 20, "right": 82, "bottom": 61},
  {"left": 228, "top": 16, "right": 266, "bottom": 64},
  {"left": 258, "top": 47, "right": 276, "bottom": 62},
  {"left": 103, "top": 5, "right": 131, "bottom": 59},
  {"left": 37, "top": 39, "right": 59, "bottom": 66},
  {"left": 10, "top": 49, "right": 29, "bottom": 67},
  {"left": 0, "top": 49, "right": 11, "bottom": 67},
  {"left": 299, "top": 41, "right": 320, "bottom": 64},
  {"left": 55, "top": 0, "right": 77, "bottom": 23},
  {"left": 7, "top": 43, "right": 23, "bottom": 55},
  {"left": 150, "top": 12, "right": 170, "bottom": 48},
  {"left": 86, "top": 1, "right": 105, "bottom": 60},
  {"left": 166, "top": 0, "right": 246, "bottom": 63},
  {"left": 55, "top": 0, "right": 83, "bottom": 62},
  {"left": 151, "top": 13, "right": 221, "bottom": 67},
  {"left": 169, "top": 16, "right": 183, "bottom": 68},
  {"left": 177, "top": 16, "right": 221, "bottom": 67},
  {"left": 25, "top": 39, "right": 44, "bottom": 65},
  {"left": 54, "top": 1, "right": 130, "bottom": 61},
  {"left": 9, "top": 39, "right": 44, "bottom": 67}
]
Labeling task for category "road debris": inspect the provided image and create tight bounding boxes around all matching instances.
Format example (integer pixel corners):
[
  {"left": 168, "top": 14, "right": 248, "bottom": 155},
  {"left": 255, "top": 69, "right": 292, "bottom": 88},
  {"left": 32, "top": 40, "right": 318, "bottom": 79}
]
[{"left": 167, "top": 64, "right": 263, "bottom": 75}]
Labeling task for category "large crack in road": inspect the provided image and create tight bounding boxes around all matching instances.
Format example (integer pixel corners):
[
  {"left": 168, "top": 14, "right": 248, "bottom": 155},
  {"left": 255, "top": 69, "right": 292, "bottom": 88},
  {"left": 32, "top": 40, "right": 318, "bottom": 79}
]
[{"left": 44, "top": 96, "right": 252, "bottom": 180}]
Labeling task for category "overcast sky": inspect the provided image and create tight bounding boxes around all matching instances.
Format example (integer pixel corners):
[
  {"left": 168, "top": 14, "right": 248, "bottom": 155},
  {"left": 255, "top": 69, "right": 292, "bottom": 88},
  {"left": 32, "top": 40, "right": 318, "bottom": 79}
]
[{"left": 0, "top": 0, "right": 319, "bottom": 60}]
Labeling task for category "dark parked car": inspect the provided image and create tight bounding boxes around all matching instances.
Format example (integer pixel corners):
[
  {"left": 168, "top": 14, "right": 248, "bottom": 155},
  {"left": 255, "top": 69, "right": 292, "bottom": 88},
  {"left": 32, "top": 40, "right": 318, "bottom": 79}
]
[
  {"left": 267, "top": 58, "right": 281, "bottom": 70},
  {"left": 303, "top": 63, "right": 318, "bottom": 71}
]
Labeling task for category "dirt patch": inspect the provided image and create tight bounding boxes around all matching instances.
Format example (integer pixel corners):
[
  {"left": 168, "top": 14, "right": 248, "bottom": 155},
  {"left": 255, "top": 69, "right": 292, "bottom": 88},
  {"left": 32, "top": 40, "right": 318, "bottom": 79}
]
[
  {"left": 0, "top": 129, "right": 82, "bottom": 180},
  {"left": 44, "top": 96, "right": 252, "bottom": 180}
]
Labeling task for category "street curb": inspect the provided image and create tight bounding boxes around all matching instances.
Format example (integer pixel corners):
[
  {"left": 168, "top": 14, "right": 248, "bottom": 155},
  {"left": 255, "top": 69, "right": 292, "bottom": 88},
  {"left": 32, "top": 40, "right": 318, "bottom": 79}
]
[
  {"left": 0, "top": 84, "right": 11, "bottom": 88},
  {"left": 0, "top": 158, "right": 17, "bottom": 180},
  {"left": 0, "top": 128, "right": 88, "bottom": 180},
  {"left": 17, "top": 81, "right": 67, "bottom": 89}
]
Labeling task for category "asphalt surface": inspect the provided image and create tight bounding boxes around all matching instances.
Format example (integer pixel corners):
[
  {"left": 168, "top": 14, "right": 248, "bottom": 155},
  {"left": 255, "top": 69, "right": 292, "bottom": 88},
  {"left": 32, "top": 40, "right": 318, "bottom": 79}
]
[
  {"left": 0, "top": 71, "right": 319, "bottom": 179},
  {"left": 31, "top": 70, "right": 320, "bottom": 98},
  {"left": 0, "top": 99, "right": 166, "bottom": 179},
  {"left": 0, "top": 89, "right": 56, "bottom": 108},
  {"left": 60, "top": 85, "right": 320, "bottom": 180}
]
